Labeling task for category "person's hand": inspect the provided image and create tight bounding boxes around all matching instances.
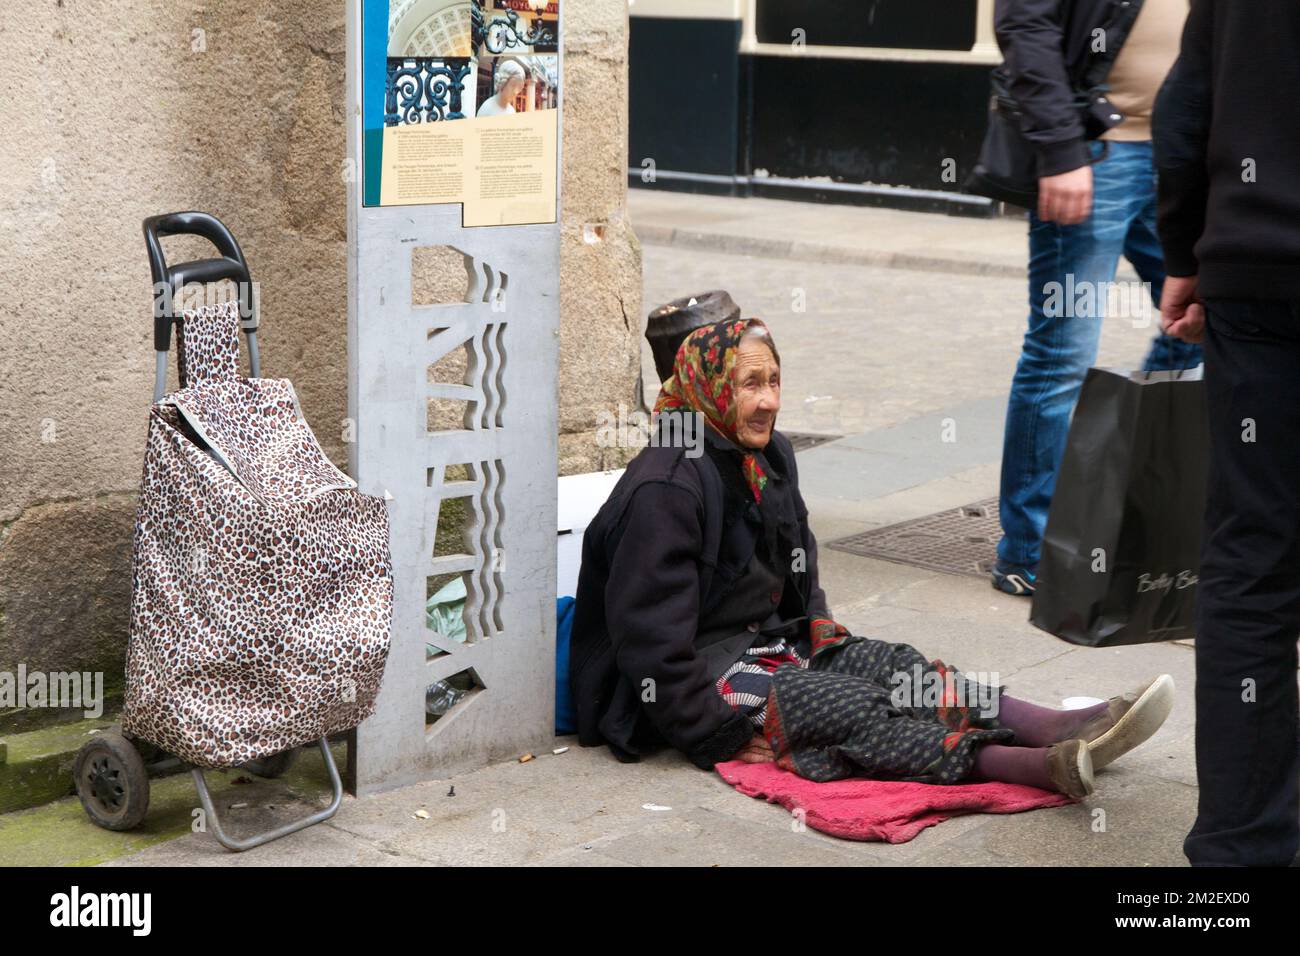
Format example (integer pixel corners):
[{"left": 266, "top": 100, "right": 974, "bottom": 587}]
[
  {"left": 1160, "top": 275, "right": 1205, "bottom": 344},
  {"left": 1038, "top": 165, "right": 1093, "bottom": 224},
  {"left": 734, "top": 734, "right": 775, "bottom": 764}
]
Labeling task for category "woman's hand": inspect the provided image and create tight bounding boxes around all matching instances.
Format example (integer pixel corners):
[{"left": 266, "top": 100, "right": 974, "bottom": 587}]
[{"left": 734, "top": 734, "right": 775, "bottom": 763}]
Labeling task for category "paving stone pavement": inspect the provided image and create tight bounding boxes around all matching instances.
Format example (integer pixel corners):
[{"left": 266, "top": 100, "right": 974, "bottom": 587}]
[{"left": 101, "top": 543, "right": 1199, "bottom": 867}]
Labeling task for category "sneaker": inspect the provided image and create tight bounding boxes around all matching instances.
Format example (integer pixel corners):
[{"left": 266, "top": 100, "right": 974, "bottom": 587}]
[
  {"left": 1079, "top": 674, "right": 1175, "bottom": 770},
  {"left": 1046, "top": 738, "right": 1095, "bottom": 799},
  {"left": 991, "top": 560, "right": 1036, "bottom": 596}
]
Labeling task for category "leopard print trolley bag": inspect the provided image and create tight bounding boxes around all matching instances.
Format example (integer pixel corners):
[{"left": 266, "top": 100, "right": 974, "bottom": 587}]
[{"left": 74, "top": 212, "right": 392, "bottom": 850}]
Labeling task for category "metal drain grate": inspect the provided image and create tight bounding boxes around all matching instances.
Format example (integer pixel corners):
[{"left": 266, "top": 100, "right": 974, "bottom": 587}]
[
  {"left": 826, "top": 497, "right": 1000, "bottom": 578},
  {"left": 784, "top": 431, "right": 842, "bottom": 453}
]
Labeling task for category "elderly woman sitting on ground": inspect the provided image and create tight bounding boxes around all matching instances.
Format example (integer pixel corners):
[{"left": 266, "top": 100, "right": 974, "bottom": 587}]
[{"left": 570, "top": 318, "right": 1174, "bottom": 797}]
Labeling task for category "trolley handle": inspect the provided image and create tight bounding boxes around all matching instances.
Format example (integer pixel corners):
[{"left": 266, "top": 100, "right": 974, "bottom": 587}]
[{"left": 143, "top": 211, "right": 260, "bottom": 400}]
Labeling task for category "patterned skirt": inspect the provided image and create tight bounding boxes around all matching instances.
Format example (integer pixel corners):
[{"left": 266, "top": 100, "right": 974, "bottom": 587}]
[{"left": 761, "top": 635, "right": 1013, "bottom": 784}]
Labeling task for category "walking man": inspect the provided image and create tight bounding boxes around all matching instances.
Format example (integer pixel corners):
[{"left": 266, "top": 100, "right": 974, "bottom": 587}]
[
  {"left": 1155, "top": 0, "right": 1300, "bottom": 866},
  {"left": 991, "top": 0, "right": 1202, "bottom": 596}
]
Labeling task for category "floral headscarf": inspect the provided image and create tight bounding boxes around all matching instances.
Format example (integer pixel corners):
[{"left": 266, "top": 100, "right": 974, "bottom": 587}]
[{"left": 653, "top": 318, "right": 778, "bottom": 502}]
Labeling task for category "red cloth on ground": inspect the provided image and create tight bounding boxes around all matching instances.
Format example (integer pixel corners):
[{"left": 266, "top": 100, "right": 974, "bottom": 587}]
[{"left": 716, "top": 760, "right": 1073, "bottom": 844}]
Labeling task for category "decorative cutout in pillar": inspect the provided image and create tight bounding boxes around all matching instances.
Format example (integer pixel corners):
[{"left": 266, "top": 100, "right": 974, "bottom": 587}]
[{"left": 425, "top": 457, "right": 504, "bottom": 646}]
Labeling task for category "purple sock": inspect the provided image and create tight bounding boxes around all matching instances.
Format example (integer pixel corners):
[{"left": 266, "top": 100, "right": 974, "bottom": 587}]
[
  {"left": 995, "top": 695, "right": 1109, "bottom": 747},
  {"left": 972, "top": 744, "right": 1055, "bottom": 790}
]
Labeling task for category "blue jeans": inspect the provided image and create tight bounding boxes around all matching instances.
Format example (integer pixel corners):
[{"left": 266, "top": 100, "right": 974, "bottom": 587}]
[{"left": 997, "top": 140, "right": 1203, "bottom": 568}]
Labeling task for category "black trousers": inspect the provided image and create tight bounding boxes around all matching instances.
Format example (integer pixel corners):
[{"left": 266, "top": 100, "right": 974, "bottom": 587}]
[{"left": 1185, "top": 298, "right": 1300, "bottom": 866}]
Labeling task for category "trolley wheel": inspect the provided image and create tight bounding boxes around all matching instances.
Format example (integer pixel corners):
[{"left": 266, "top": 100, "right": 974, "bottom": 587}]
[
  {"left": 241, "top": 748, "right": 298, "bottom": 779},
  {"left": 74, "top": 731, "right": 150, "bottom": 831}
]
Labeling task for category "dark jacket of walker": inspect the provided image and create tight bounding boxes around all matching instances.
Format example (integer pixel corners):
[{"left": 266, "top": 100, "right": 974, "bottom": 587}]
[
  {"left": 993, "top": 0, "right": 1150, "bottom": 177},
  {"left": 570, "top": 428, "right": 829, "bottom": 771}
]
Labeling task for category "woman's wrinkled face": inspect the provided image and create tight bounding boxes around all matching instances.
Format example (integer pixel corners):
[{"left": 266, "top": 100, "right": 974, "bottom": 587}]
[{"left": 732, "top": 336, "right": 780, "bottom": 448}]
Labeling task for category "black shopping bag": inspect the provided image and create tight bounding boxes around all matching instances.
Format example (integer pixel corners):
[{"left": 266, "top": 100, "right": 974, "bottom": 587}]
[{"left": 1030, "top": 366, "right": 1209, "bottom": 646}]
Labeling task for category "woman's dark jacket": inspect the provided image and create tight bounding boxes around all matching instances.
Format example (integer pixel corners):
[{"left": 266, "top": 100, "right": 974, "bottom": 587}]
[
  {"left": 569, "top": 427, "right": 829, "bottom": 770},
  {"left": 993, "top": 0, "right": 1151, "bottom": 176}
]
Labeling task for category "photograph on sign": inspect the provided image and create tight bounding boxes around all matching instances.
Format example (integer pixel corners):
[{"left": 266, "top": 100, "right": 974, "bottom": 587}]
[{"left": 475, "top": 54, "right": 558, "bottom": 117}]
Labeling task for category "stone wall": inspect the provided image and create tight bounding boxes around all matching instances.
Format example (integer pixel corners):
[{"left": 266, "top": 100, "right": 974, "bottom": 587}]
[{"left": 0, "top": 1, "right": 640, "bottom": 691}]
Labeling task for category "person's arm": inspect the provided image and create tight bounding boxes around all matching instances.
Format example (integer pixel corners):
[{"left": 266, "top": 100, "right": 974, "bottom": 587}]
[
  {"left": 603, "top": 480, "right": 754, "bottom": 770},
  {"left": 993, "top": 0, "right": 1091, "bottom": 178},
  {"left": 1154, "top": 0, "right": 1214, "bottom": 279},
  {"left": 1153, "top": 0, "right": 1213, "bottom": 343}
]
